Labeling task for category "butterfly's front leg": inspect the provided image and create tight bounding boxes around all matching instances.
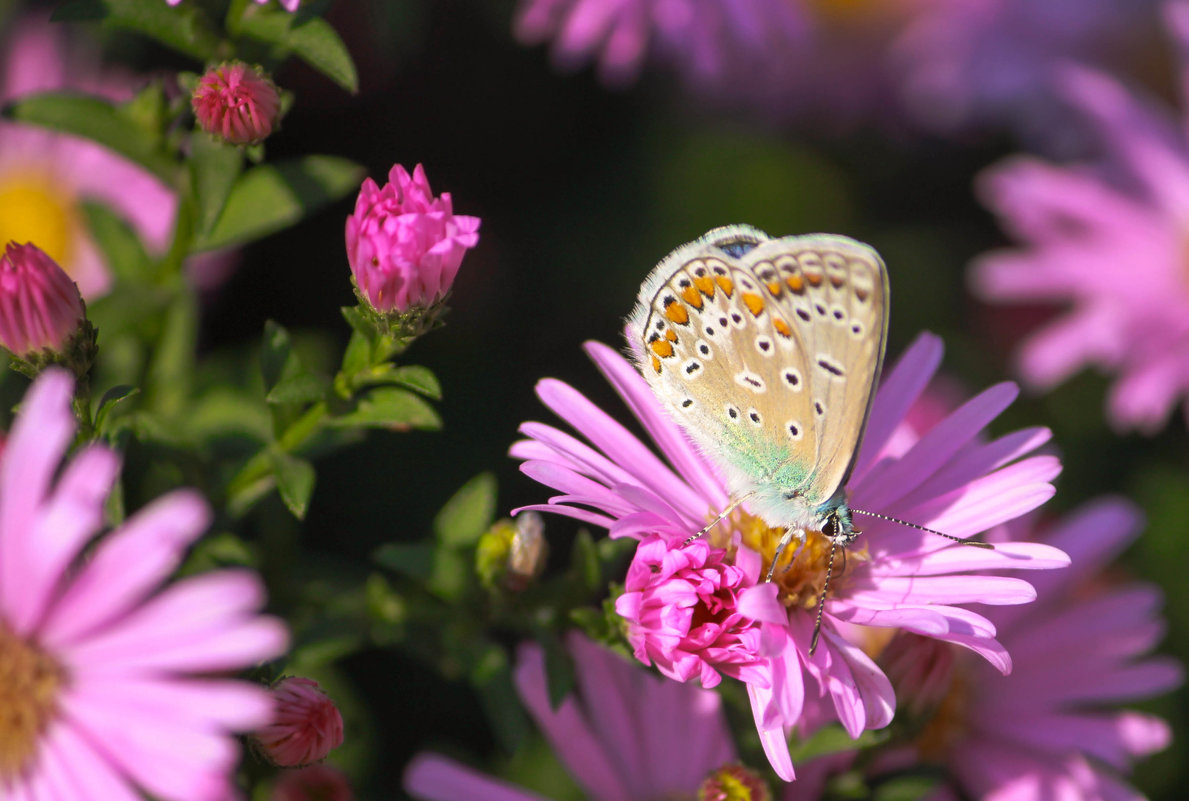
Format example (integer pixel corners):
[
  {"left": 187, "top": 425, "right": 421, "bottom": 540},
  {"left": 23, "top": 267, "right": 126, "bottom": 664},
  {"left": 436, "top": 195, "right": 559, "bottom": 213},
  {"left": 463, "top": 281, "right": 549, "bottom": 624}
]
[{"left": 766, "top": 526, "right": 807, "bottom": 582}]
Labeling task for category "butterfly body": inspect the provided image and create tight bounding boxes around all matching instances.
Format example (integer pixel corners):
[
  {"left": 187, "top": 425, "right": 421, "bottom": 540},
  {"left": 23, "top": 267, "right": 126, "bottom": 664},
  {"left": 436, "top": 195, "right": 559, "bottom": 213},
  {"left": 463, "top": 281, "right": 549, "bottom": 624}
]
[{"left": 627, "top": 225, "right": 889, "bottom": 551}]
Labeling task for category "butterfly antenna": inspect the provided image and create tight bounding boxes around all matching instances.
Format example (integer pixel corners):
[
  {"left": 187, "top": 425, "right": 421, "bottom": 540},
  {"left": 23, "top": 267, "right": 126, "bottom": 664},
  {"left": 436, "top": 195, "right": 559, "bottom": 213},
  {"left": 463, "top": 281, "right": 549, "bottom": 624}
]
[
  {"left": 851, "top": 508, "right": 994, "bottom": 549},
  {"left": 809, "top": 540, "right": 836, "bottom": 656},
  {"left": 684, "top": 494, "right": 752, "bottom": 545}
]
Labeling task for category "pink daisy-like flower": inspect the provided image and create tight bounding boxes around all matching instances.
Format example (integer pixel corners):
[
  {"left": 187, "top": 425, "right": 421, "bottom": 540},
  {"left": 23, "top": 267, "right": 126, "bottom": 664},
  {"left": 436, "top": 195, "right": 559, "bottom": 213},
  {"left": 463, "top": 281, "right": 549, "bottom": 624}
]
[
  {"left": 971, "top": 2, "right": 1189, "bottom": 433},
  {"left": 0, "top": 369, "right": 288, "bottom": 800},
  {"left": 511, "top": 333, "right": 1068, "bottom": 780},
  {"left": 405, "top": 632, "right": 743, "bottom": 801},
  {"left": 0, "top": 14, "right": 176, "bottom": 299},
  {"left": 791, "top": 498, "right": 1182, "bottom": 801}
]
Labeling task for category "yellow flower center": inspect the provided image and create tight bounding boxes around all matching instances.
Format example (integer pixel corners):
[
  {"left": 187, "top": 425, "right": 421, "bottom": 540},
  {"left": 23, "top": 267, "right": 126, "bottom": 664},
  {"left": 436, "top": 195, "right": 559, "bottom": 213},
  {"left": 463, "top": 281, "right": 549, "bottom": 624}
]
[
  {"left": 708, "top": 508, "right": 867, "bottom": 609},
  {"left": 0, "top": 619, "right": 66, "bottom": 781},
  {"left": 0, "top": 171, "right": 78, "bottom": 270}
]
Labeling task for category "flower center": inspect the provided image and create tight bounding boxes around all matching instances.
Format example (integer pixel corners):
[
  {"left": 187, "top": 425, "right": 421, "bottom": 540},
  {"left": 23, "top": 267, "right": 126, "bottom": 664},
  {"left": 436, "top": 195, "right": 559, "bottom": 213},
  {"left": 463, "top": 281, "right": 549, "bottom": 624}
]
[
  {"left": 709, "top": 508, "right": 866, "bottom": 609},
  {"left": 697, "top": 763, "right": 771, "bottom": 801},
  {"left": 0, "top": 172, "right": 77, "bottom": 271},
  {"left": 0, "top": 619, "right": 66, "bottom": 781}
]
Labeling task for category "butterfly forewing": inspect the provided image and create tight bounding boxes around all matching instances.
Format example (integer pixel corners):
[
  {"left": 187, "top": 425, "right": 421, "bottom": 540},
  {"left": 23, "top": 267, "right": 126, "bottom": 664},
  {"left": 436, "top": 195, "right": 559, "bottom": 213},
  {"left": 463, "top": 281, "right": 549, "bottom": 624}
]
[{"left": 628, "top": 227, "right": 888, "bottom": 522}]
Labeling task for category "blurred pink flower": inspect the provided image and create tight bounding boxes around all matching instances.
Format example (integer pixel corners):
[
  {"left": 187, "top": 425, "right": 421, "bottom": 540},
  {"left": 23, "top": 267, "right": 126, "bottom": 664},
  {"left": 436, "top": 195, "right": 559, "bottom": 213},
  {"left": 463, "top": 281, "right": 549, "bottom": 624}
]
[
  {"left": 893, "top": 0, "right": 1154, "bottom": 139},
  {"left": 0, "top": 14, "right": 176, "bottom": 299},
  {"left": 615, "top": 533, "right": 777, "bottom": 689},
  {"left": 873, "top": 499, "right": 1182, "bottom": 801},
  {"left": 0, "top": 242, "right": 84, "bottom": 357},
  {"left": 272, "top": 764, "right": 353, "bottom": 801},
  {"left": 192, "top": 62, "right": 281, "bottom": 146},
  {"left": 0, "top": 369, "right": 288, "bottom": 800},
  {"left": 345, "top": 163, "right": 480, "bottom": 314},
  {"left": 511, "top": 333, "right": 1068, "bottom": 780},
  {"left": 252, "top": 677, "right": 344, "bottom": 768},
  {"left": 972, "top": 2, "right": 1189, "bottom": 433},
  {"left": 405, "top": 632, "right": 739, "bottom": 801}
]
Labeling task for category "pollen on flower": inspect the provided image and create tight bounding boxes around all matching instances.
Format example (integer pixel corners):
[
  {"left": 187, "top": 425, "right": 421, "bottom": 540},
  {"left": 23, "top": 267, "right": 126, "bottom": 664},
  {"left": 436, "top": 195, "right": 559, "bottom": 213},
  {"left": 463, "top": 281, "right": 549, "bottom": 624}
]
[
  {"left": 0, "top": 621, "right": 65, "bottom": 780},
  {"left": 0, "top": 175, "right": 76, "bottom": 267},
  {"left": 698, "top": 763, "right": 771, "bottom": 801},
  {"left": 713, "top": 507, "right": 868, "bottom": 608}
]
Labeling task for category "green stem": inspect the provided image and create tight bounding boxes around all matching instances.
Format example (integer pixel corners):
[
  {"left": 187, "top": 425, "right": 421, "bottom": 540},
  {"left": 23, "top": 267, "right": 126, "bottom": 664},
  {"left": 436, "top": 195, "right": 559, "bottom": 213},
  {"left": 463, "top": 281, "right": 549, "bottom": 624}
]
[{"left": 226, "top": 400, "right": 328, "bottom": 506}]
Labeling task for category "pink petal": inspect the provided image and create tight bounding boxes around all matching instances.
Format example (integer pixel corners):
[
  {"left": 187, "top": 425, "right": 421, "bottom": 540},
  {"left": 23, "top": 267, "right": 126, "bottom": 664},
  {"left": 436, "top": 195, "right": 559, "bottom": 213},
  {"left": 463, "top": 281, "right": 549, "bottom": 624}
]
[{"left": 404, "top": 753, "right": 549, "bottom": 801}]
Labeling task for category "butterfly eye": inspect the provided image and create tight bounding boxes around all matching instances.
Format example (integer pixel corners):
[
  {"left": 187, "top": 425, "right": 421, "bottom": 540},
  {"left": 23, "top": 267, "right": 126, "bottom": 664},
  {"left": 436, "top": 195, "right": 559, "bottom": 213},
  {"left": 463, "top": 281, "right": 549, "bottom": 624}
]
[{"left": 822, "top": 516, "right": 839, "bottom": 539}]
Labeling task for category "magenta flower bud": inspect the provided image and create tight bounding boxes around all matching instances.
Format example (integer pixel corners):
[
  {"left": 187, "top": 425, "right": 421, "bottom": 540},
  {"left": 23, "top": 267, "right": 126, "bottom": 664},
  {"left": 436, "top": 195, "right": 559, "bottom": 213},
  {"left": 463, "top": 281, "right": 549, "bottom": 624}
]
[
  {"left": 345, "top": 163, "right": 481, "bottom": 315},
  {"left": 191, "top": 62, "right": 281, "bottom": 146},
  {"left": 0, "top": 242, "right": 85, "bottom": 357},
  {"left": 253, "top": 677, "right": 345, "bottom": 768}
]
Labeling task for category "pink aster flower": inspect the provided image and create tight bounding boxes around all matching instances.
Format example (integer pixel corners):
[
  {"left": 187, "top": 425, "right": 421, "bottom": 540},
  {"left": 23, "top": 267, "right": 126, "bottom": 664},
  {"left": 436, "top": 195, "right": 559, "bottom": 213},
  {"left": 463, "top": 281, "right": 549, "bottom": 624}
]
[
  {"left": 345, "top": 163, "right": 481, "bottom": 315},
  {"left": 0, "top": 14, "right": 176, "bottom": 299},
  {"left": 511, "top": 333, "right": 1068, "bottom": 780},
  {"left": 252, "top": 677, "right": 344, "bottom": 768},
  {"left": 192, "top": 62, "right": 282, "bottom": 146},
  {"left": 892, "top": 0, "right": 1153, "bottom": 139},
  {"left": 0, "top": 369, "right": 288, "bottom": 800},
  {"left": 971, "top": 2, "right": 1189, "bottom": 433},
  {"left": 0, "top": 242, "right": 85, "bottom": 357},
  {"left": 795, "top": 498, "right": 1182, "bottom": 801},
  {"left": 405, "top": 632, "right": 742, "bottom": 801}
]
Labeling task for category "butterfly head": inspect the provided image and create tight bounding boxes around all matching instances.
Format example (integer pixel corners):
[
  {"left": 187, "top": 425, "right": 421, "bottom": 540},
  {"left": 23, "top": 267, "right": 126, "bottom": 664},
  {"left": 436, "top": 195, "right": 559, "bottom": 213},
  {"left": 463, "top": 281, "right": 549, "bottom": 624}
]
[{"left": 813, "top": 490, "right": 859, "bottom": 547}]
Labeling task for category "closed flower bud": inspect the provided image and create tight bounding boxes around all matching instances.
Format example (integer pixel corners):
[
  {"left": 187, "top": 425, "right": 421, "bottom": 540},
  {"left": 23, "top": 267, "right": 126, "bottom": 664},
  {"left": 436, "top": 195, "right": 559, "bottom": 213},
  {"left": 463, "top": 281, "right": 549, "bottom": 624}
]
[
  {"left": 272, "top": 764, "right": 353, "bottom": 801},
  {"left": 345, "top": 163, "right": 480, "bottom": 328},
  {"left": 476, "top": 512, "right": 547, "bottom": 592},
  {"left": 0, "top": 242, "right": 93, "bottom": 377},
  {"left": 253, "top": 677, "right": 344, "bottom": 768},
  {"left": 192, "top": 62, "right": 281, "bottom": 146}
]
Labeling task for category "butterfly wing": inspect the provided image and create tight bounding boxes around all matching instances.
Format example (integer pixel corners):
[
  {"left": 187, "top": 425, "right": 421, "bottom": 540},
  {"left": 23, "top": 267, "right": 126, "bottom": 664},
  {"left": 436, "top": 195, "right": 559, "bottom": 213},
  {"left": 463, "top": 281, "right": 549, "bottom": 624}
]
[{"left": 628, "top": 227, "right": 888, "bottom": 527}]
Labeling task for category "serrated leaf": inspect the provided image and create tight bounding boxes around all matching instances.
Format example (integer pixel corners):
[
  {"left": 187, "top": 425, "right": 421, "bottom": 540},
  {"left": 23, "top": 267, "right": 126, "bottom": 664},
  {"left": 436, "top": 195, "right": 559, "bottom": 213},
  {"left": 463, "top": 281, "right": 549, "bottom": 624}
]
[
  {"left": 388, "top": 365, "right": 442, "bottom": 399},
  {"left": 195, "top": 156, "right": 364, "bottom": 250},
  {"left": 329, "top": 387, "right": 441, "bottom": 431},
  {"left": 373, "top": 542, "right": 434, "bottom": 580},
  {"left": 235, "top": 4, "right": 358, "bottom": 93},
  {"left": 190, "top": 132, "right": 244, "bottom": 236},
  {"left": 53, "top": 0, "right": 220, "bottom": 61},
  {"left": 434, "top": 472, "right": 497, "bottom": 548},
  {"left": 4, "top": 92, "right": 176, "bottom": 183},
  {"left": 268, "top": 448, "right": 315, "bottom": 519},
  {"left": 79, "top": 201, "right": 153, "bottom": 283}
]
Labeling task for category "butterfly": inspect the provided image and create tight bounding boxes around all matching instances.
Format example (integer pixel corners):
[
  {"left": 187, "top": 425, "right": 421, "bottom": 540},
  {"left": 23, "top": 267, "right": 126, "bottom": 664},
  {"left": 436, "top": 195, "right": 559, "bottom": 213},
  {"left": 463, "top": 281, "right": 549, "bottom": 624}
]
[{"left": 627, "top": 225, "right": 986, "bottom": 652}]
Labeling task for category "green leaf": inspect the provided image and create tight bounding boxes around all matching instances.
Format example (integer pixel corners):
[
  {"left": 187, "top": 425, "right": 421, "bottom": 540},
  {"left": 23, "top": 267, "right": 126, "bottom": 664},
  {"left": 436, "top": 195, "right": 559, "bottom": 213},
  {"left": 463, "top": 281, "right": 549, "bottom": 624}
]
[
  {"left": 145, "top": 291, "right": 197, "bottom": 418},
  {"left": 195, "top": 156, "right": 364, "bottom": 250},
  {"left": 53, "top": 0, "right": 221, "bottom": 60},
  {"left": 79, "top": 201, "right": 153, "bottom": 283},
  {"left": 388, "top": 365, "right": 442, "bottom": 399},
  {"left": 93, "top": 385, "right": 139, "bottom": 435},
  {"left": 434, "top": 472, "right": 497, "bottom": 548},
  {"left": 234, "top": 4, "right": 358, "bottom": 93},
  {"left": 4, "top": 92, "right": 176, "bottom": 183},
  {"left": 190, "top": 133, "right": 244, "bottom": 236},
  {"left": 470, "top": 646, "right": 529, "bottom": 753},
  {"left": 260, "top": 320, "right": 293, "bottom": 393},
  {"left": 373, "top": 542, "right": 434, "bottom": 580},
  {"left": 329, "top": 387, "right": 441, "bottom": 431},
  {"left": 267, "top": 372, "right": 328, "bottom": 405},
  {"left": 872, "top": 774, "right": 942, "bottom": 801},
  {"left": 541, "top": 632, "right": 576, "bottom": 709},
  {"left": 259, "top": 320, "right": 327, "bottom": 404},
  {"left": 268, "top": 448, "right": 315, "bottom": 519}
]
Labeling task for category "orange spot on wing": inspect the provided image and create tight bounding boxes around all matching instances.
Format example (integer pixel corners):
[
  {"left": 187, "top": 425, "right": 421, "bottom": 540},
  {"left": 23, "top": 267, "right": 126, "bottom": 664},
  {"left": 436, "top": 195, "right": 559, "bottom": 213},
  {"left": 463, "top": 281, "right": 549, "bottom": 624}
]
[
  {"left": 665, "top": 328, "right": 678, "bottom": 342},
  {"left": 855, "top": 287, "right": 870, "bottom": 302},
  {"left": 664, "top": 302, "right": 690, "bottom": 325},
  {"left": 681, "top": 285, "right": 704, "bottom": 309},
  {"left": 786, "top": 274, "right": 804, "bottom": 293},
  {"left": 651, "top": 339, "right": 674, "bottom": 358},
  {"left": 806, "top": 272, "right": 823, "bottom": 287},
  {"left": 694, "top": 275, "right": 716, "bottom": 297},
  {"left": 773, "top": 318, "right": 792, "bottom": 338},
  {"left": 715, "top": 276, "right": 734, "bottom": 297},
  {"left": 766, "top": 280, "right": 783, "bottom": 296},
  {"left": 651, "top": 355, "right": 662, "bottom": 373},
  {"left": 742, "top": 292, "right": 765, "bottom": 317},
  {"left": 829, "top": 274, "right": 845, "bottom": 288}
]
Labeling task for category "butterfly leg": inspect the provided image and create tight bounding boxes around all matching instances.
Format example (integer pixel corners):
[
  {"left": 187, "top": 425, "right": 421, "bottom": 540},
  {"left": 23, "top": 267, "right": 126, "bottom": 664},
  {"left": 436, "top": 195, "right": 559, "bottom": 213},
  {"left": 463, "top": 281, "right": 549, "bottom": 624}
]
[
  {"left": 683, "top": 493, "right": 752, "bottom": 545},
  {"left": 765, "top": 526, "right": 806, "bottom": 582}
]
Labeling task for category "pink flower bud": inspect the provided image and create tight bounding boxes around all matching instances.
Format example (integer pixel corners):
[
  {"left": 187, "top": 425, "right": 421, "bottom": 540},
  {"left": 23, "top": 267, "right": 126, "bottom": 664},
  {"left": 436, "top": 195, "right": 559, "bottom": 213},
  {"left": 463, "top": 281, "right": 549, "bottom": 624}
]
[
  {"left": 253, "top": 677, "right": 344, "bottom": 768},
  {"left": 192, "top": 62, "right": 281, "bottom": 146},
  {"left": 272, "top": 765, "right": 353, "bottom": 801},
  {"left": 345, "top": 163, "right": 481, "bottom": 314},
  {"left": 0, "top": 242, "right": 85, "bottom": 357}
]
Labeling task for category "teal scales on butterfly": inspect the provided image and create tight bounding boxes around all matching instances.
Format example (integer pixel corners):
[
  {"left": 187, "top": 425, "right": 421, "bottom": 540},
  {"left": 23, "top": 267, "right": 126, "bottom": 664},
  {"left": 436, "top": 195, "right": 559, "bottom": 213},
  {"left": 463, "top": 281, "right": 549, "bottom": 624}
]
[{"left": 627, "top": 224, "right": 890, "bottom": 583}]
